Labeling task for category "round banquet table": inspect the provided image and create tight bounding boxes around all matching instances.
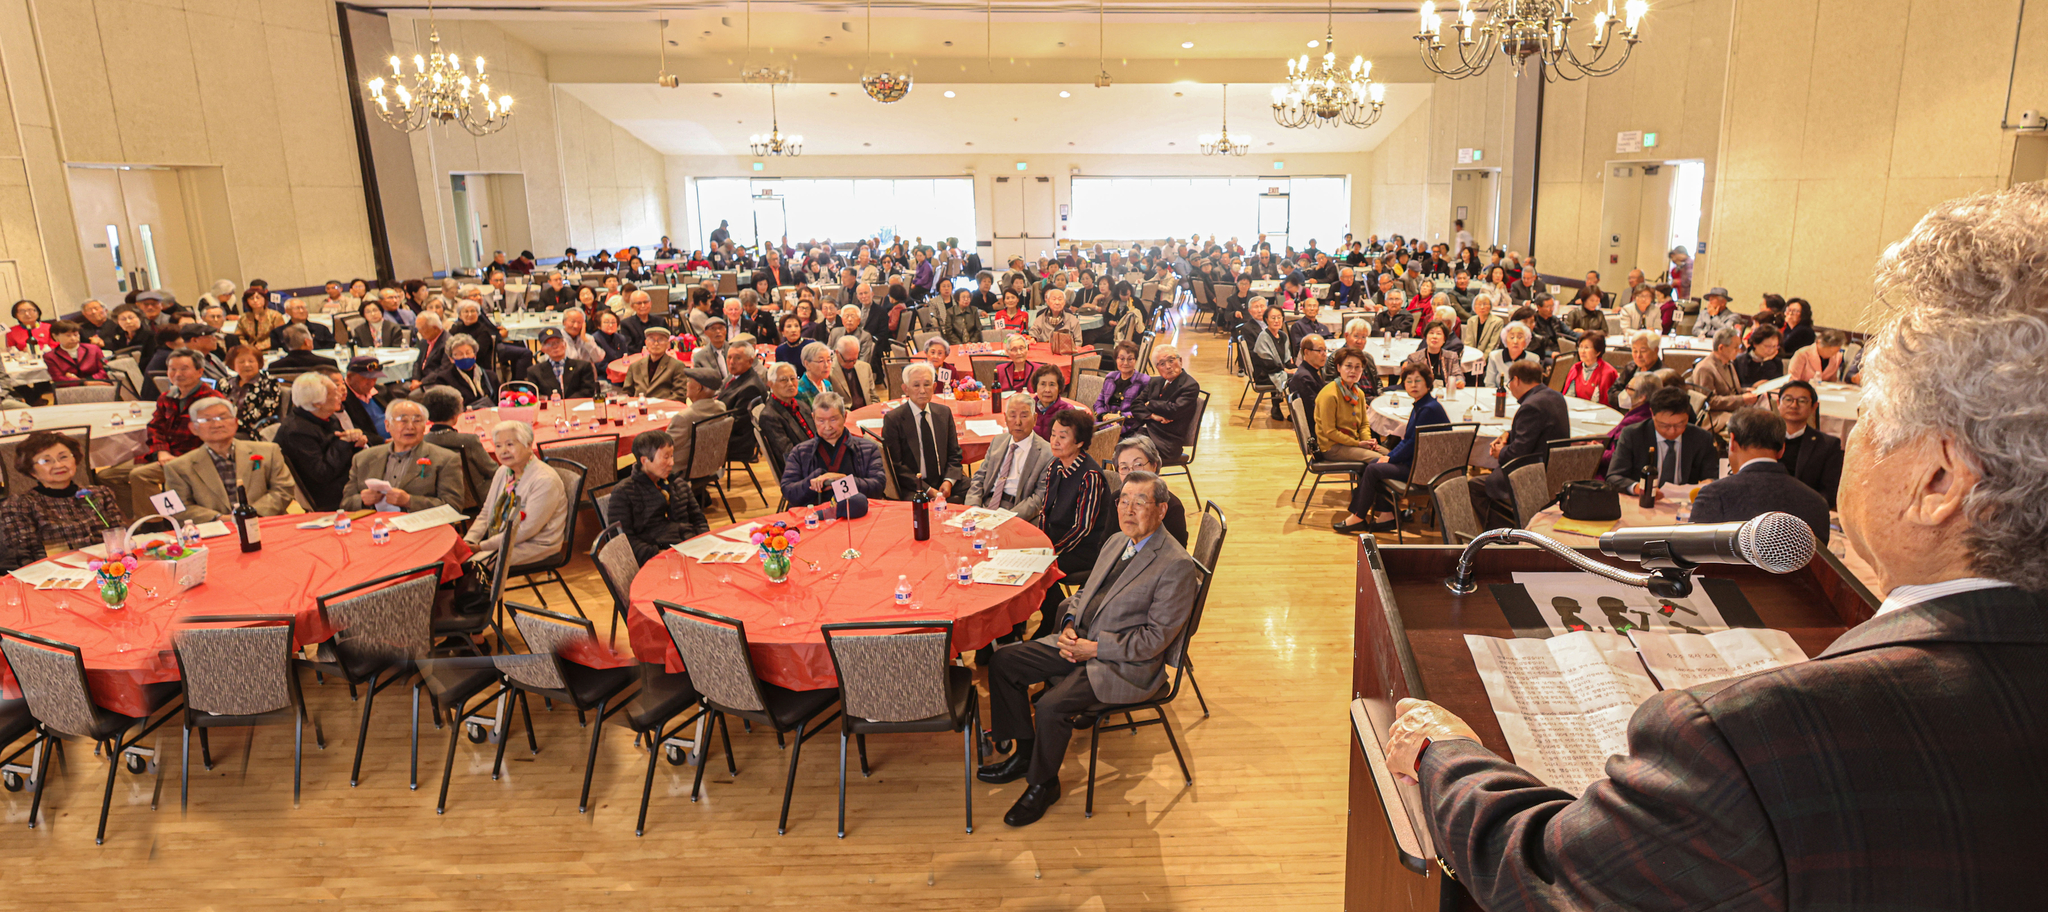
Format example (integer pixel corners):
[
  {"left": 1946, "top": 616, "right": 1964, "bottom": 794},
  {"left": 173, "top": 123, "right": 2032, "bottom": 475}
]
[
  {"left": 943, "top": 342, "right": 1076, "bottom": 382},
  {"left": 624, "top": 502, "right": 1063, "bottom": 691},
  {"left": 0, "top": 517, "right": 469, "bottom": 717},
  {"left": 8, "top": 400, "right": 160, "bottom": 468},
  {"left": 460, "top": 397, "right": 687, "bottom": 459},
  {"left": 848, "top": 396, "right": 1005, "bottom": 465},
  {"left": 1369, "top": 387, "right": 1625, "bottom": 469}
]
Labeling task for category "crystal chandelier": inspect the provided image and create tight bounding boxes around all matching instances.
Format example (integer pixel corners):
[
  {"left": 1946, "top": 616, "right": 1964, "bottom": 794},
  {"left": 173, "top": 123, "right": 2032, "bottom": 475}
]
[
  {"left": 739, "top": 0, "right": 794, "bottom": 85},
  {"left": 1200, "top": 85, "right": 1251, "bottom": 156},
  {"left": 860, "top": 0, "right": 912, "bottom": 103},
  {"left": 1271, "top": 1, "right": 1384, "bottom": 130},
  {"left": 1416, "top": 0, "right": 1649, "bottom": 81},
  {"left": 364, "top": 1, "right": 512, "bottom": 136},
  {"left": 749, "top": 85, "right": 803, "bottom": 157}
]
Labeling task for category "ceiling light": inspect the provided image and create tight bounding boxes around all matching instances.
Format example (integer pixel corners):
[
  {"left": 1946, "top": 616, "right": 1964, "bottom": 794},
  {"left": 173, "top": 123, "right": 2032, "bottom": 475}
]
[
  {"left": 1182, "top": 41, "right": 1195, "bottom": 49},
  {"left": 1059, "top": 91, "right": 1071, "bottom": 98},
  {"left": 943, "top": 90, "right": 956, "bottom": 97},
  {"left": 1416, "top": 0, "right": 1649, "bottom": 81},
  {"left": 860, "top": 0, "right": 913, "bottom": 103},
  {"left": 363, "top": 0, "right": 511, "bottom": 137},
  {"left": 1307, "top": 39, "right": 1320, "bottom": 48}
]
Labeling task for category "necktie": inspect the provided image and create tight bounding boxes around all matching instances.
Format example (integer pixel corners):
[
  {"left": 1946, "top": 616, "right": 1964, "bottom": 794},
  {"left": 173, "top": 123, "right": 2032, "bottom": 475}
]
[
  {"left": 1660, "top": 439, "right": 1678, "bottom": 485},
  {"left": 1079, "top": 543, "right": 1140, "bottom": 632},
  {"left": 552, "top": 360, "right": 565, "bottom": 387},
  {"left": 918, "top": 408, "right": 940, "bottom": 484},
  {"left": 993, "top": 439, "right": 1020, "bottom": 502}
]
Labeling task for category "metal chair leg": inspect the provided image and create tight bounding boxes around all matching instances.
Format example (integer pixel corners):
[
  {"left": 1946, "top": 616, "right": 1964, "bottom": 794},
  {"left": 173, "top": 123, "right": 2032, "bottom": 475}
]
[
  {"left": 578, "top": 699, "right": 609, "bottom": 813},
  {"left": 410, "top": 683, "right": 421, "bottom": 790},
  {"left": 350, "top": 672, "right": 381, "bottom": 786},
  {"left": 95, "top": 738, "right": 122, "bottom": 844},
  {"left": 1158, "top": 709, "right": 1192, "bottom": 784},
  {"left": 777, "top": 721, "right": 807, "bottom": 835},
  {"left": 836, "top": 729, "right": 849, "bottom": 839},
  {"left": 1186, "top": 661, "right": 1210, "bottom": 716},
  {"left": 720, "top": 713, "right": 737, "bottom": 774},
  {"left": 690, "top": 711, "right": 718, "bottom": 802},
  {"left": 856, "top": 733, "right": 870, "bottom": 777},
  {"left": 1085, "top": 723, "right": 1101, "bottom": 819},
  {"left": 491, "top": 696, "right": 516, "bottom": 781},
  {"left": 436, "top": 708, "right": 461, "bottom": 815},
  {"left": 26, "top": 736, "right": 51, "bottom": 830},
  {"left": 962, "top": 704, "right": 976, "bottom": 834},
  {"left": 181, "top": 725, "right": 192, "bottom": 813},
  {"left": 293, "top": 705, "right": 305, "bottom": 807},
  {"left": 636, "top": 731, "right": 661, "bottom": 836},
  {"left": 520, "top": 692, "right": 540, "bottom": 755}
]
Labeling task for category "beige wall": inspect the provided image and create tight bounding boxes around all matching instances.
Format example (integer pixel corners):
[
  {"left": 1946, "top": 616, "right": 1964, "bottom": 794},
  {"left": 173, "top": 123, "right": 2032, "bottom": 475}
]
[
  {"left": 3, "top": 0, "right": 371, "bottom": 304},
  {"left": 392, "top": 18, "right": 667, "bottom": 274},
  {"left": 665, "top": 151, "right": 1379, "bottom": 257},
  {"left": 1365, "top": 69, "right": 1522, "bottom": 248}
]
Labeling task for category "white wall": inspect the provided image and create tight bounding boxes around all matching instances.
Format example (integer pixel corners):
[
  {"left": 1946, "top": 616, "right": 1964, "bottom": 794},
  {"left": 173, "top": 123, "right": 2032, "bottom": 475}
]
[{"left": 665, "top": 150, "right": 1384, "bottom": 257}]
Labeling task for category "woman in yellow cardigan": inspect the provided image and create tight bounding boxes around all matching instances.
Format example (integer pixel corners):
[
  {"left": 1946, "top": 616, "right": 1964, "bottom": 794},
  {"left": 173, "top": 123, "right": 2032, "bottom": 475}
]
[{"left": 1315, "top": 347, "right": 1386, "bottom": 462}]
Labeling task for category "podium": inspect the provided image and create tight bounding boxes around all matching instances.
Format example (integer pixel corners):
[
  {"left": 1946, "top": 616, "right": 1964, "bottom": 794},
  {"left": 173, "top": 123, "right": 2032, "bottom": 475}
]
[{"left": 1344, "top": 537, "right": 1879, "bottom": 912}]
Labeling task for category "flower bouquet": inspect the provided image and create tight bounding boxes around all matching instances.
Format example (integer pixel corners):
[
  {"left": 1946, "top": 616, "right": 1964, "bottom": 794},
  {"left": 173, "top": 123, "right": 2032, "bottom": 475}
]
[
  {"left": 498, "top": 389, "right": 538, "bottom": 408},
  {"left": 85, "top": 553, "right": 138, "bottom": 609},
  {"left": 953, "top": 377, "right": 987, "bottom": 401},
  {"left": 749, "top": 521, "right": 802, "bottom": 583}
]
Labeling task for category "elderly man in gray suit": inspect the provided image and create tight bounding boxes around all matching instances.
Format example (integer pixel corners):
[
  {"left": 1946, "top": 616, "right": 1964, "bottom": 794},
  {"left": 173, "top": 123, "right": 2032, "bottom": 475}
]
[
  {"left": 978, "top": 469, "right": 1202, "bottom": 827},
  {"left": 962, "top": 392, "right": 1053, "bottom": 522}
]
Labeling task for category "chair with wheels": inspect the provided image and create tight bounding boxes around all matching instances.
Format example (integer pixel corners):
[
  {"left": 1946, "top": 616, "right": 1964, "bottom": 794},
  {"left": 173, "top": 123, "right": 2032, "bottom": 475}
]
[
  {"left": 820, "top": 620, "right": 981, "bottom": 838},
  {"left": 656, "top": 601, "right": 841, "bottom": 835}
]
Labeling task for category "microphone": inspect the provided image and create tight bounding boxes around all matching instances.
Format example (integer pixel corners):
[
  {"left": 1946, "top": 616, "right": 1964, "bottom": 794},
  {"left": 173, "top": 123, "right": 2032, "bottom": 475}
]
[{"left": 1598, "top": 512, "right": 1817, "bottom": 574}]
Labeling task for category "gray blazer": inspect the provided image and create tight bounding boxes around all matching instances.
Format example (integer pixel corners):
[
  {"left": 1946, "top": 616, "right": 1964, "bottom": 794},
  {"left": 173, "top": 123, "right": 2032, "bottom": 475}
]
[
  {"left": 1688, "top": 460, "right": 1831, "bottom": 545},
  {"left": 963, "top": 431, "right": 1053, "bottom": 522},
  {"left": 1037, "top": 530, "right": 1202, "bottom": 705}
]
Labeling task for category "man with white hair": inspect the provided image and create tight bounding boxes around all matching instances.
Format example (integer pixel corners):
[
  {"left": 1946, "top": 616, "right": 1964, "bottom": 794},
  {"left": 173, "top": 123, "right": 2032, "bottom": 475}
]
[
  {"left": 559, "top": 307, "right": 607, "bottom": 367},
  {"left": 1385, "top": 182, "right": 2048, "bottom": 911},
  {"left": 691, "top": 317, "right": 731, "bottom": 378},
  {"left": 377, "top": 287, "right": 415, "bottom": 327},
  {"left": 827, "top": 303, "right": 874, "bottom": 365},
  {"left": 270, "top": 298, "right": 334, "bottom": 350},
  {"left": 757, "top": 360, "right": 816, "bottom": 468},
  {"left": 828, "top": 335, "right": 876, "bottom": 411},
  {"left": 277, "top": 370, "right": 367, "bottom": 511},
  {"left": 200, "top": 279, "right": 238, "bottom": 314},
  {"left": 463, "top": 420, "right": 567, "bottom": 567},
  {"left": 964, "top": 391, "right": 1053, "bottom": 521},
  {"left": 411, "top": 311, "right": 450, "bottom": 391},
  {"left": 717, "top": 343, "right": 768, "bottom": 462},
  {"left": 777, "top": 391, "right": 884, "bottom": 507},
  {"left": 1688, "top": 325, "right": 1758, "bottom": 430},
  {"left": 619, "top": 290, "right": 659, "bottom": 351},
  {"left": 341, "top": 397, "right": 463, "bottom": 513},
  {"left": 161, "top": 394, "right": 298, "bottom": 521},
  {"left": 880, "top": 361, "right": 963, "bottom": 500},
  {"left": 1128, "top": 344, "right": 1201, "bottom": 464}
]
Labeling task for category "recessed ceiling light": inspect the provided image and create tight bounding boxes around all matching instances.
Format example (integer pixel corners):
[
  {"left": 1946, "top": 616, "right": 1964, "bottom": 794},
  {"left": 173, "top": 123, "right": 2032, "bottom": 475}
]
[
  {"left": 965, "top": 141, "right": 974, "bottom": 146},
  {"left": 1307, "top": 39, "right": 1320, "bottom": 48},
  {"left": 1059, "top": 91, "right": 1071, "bottom": 98},
  {"left": 1168, "top": 141, "right": 1176, "bottom": 146},
  {"left": 944, "top": 90, "right": 956, "bottom": 98},
  {"left": 943, "top": 40, "right": 954, "bottom": 46},
  {"left": 712, "top": 92, "right": 722, "bottom": 97},
  {"left": 668, "top": 40, "right": 679, "bottom": 46},
  {"left": 829, "top": 91, "right": 838, "bottom": 97},
  {"left": 863, "top": 142, "right": 872, "bottom": 147},
  {"left": 1174, "top": 91, "right": 1183, "bottom": 97},
  {"left": 1182, "top": 41, "right": 1194, "bottom": 49},
  {"left": 1068, "top": 141, "right": 1075, "bottom": 146}
]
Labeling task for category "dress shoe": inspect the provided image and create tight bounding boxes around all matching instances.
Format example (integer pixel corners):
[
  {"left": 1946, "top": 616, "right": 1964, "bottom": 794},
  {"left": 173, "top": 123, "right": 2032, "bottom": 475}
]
[
  {"left": 1003, "top": 780, "right": 1062, "bottom": 827},
  {"left": 1066, "top": 712, "right": 1098, "bottom": 730},
  {"left": 1332, "top": 516, "right": 1371, "bottom": 535},
  {"left": 977, "top": 746, "right": 1032, "bottom": 784},
  {"left": 1363, "top": 517, "right": 1398, "bottom": 533}
]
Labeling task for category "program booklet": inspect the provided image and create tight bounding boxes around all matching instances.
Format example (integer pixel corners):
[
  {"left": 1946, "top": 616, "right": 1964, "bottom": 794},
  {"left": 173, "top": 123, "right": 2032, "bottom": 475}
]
[{"left": 1465, "top": 627, "right": 1808, "bottom": 795}]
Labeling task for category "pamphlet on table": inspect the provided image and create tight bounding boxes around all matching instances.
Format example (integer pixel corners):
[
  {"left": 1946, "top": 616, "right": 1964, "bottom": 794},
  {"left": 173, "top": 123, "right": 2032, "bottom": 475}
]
[
  {"left": 1465, "top": 627, "right": 1808, "bottom": 795},
  {"left": 674, "top": 534, "right": 754, "bottom": 563},
  {"left": 943, "top": 507, "right": 1016, "bottom": 530},
  {"left": 387, "top": 505, "right": 466, "bottom": 532}
]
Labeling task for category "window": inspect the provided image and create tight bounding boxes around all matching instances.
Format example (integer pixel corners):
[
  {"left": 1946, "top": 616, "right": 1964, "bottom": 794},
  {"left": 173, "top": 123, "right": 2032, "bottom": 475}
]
[
  {"left": 1069, "top": 176, "right": 1348, "bottom": 248},
  {"left": 693, "top": 178, "right": 975, "bottom": 251}
]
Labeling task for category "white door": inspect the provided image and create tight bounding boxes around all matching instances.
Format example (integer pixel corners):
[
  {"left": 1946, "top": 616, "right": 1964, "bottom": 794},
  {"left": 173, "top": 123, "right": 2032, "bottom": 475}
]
[
  {"left": 1599, "top": 164, "right": 1645, "bottom": 282},
  {"left": 991, "top": 175, "right": 1026, "bottom": 267},
  {"left": 1257, "top": 192, "right": 1290, "bottom": 252},
  {"left": 68, "top": 166, "right": 200, "bottom": 302},
  {"left": 70, "top": 167, "right": 134, "bottom": 303}
]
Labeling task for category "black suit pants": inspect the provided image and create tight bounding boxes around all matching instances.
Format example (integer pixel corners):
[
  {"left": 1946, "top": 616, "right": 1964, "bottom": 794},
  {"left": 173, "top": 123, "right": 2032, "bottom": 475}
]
[{"left": 988, "top": 641, "right": 1098, "bottom": 786}]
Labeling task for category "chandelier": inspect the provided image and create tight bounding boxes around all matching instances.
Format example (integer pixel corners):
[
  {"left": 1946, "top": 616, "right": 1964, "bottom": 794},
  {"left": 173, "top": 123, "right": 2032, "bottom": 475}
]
[
  {"left": 749, "top": 85, "right": 803, "bottom": 157},
  {"left": 739, "top": 0, "right": 794, "bottom": 85},
  {"left": 1416, "top": 0, "right": 1648, "bottom": 81},
  {"left": 364, "top": 1, "right": 511, "bottom": 136},
  {"left": 1271, "top": 1, "right": 1384, "bottom": 130},
  {"left": 860, "top": 0, "right": 913, "bottom": 103},
  {"left": 1200, "top": 85, "right": 1251, "bottom": 156}
]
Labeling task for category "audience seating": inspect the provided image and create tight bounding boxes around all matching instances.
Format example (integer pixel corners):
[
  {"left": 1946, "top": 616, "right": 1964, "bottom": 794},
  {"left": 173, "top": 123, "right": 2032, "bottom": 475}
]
[
  {"left": 172, "top": 615, "right": 321, "bottom": 811},
  {"left": 503, "top": 456, "right": 589, "bottom": 619},
  {"left": 820, "top": 620, "right": 982, "bottom": 838},
  {"left": 300, "top": 565, "right": 442, "bottom": 789},
  {"left": 1287, "top": 393, "right": 1366, "bottom": 523}
]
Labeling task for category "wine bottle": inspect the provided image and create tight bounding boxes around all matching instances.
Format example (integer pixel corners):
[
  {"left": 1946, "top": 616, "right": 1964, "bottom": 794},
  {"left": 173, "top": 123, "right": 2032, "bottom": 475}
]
[
  {"left": 1640, "top": 444, "right": 1658, "bottom": 509},
  {"left": 232, "top": 483, "right": 262, "bottom": 552},
  {"left": 911, "top": 481, "right": 932, "bottom": 542}
]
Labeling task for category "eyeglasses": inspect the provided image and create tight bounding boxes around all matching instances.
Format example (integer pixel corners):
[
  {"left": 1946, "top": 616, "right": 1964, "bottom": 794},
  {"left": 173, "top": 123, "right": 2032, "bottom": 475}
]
[
  {"left": 32, "top": 453, "right": 77, "bottom": 467},
  {"left": 190, "top": 416, "right": 234, "bottom": 426},
  {"left": 1779, "top": 395, "right": 1814, "bottom": 406},
  {"left": 388, "top": 415, "right": 427, "bottom": 426},
  {"left": 1117, "top": 495, "right": 1157, "bottom": 508}
]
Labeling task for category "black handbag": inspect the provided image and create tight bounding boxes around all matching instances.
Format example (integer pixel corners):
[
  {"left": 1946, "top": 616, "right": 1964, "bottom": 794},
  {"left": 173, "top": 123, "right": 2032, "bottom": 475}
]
[{"left": 1558, "top": 480, "right": 1622, "bottom": 522}]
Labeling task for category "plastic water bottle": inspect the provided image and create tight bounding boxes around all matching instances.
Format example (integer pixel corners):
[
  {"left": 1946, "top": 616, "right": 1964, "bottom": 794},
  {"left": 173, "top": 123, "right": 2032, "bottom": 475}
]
[
  {"left": 550, "top": 389, "right": 563, "bottom": 411},
  {"left": 894, "top": 575, "right": 913, "bottom": 607},
  {"left": 804, "top": 510, "right": 819, "bottom": 531},
  {"left": 333, "top": 510, "right": 352, "bottom": 535},
  {"left": 961, "top": 513, "right": 978, "bottom": 537},
  {"left": 956, "top": 556, "right": 972, "bottom": 586},
  {"left": 180, "top": 520, "right": 200, "bottom": 548},
  {"left": 15, "top": 412, "right": 29, "bottom": 431},
  {"left": 972, "top": 535, "right": 987, "bottom": 557},
  {"left": 370, "top": 519, "right": 391, "bottom": 545}
]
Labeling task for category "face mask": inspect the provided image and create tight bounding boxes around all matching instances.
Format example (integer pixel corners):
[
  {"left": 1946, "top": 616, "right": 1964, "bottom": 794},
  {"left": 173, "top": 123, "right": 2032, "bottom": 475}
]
[{"left": 454, "top": 357, "right": 477, "bottom": 371}]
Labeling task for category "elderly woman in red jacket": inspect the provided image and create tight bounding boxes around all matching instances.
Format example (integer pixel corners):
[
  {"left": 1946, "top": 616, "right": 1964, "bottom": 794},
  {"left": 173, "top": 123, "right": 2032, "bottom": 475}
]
[
  {"left": 42, "top": 320, "right": 112, "bottom": 386},
  {"left": 1563, "top": 333, "right": 1620, "bottom": 403},
  {"left": 6, "top": 300, "right": 54, "bottom": 351}
]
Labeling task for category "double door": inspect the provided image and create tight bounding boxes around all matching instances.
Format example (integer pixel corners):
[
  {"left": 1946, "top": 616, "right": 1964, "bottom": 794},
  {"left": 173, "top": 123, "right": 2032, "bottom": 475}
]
[{"left": 69, "top": 166, "right": 198, "bottom": 303}]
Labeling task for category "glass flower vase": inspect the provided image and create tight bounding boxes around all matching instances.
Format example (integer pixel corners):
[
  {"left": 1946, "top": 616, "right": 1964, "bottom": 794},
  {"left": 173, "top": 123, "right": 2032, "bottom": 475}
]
[
  {"left": 761, "top": 550, "right": 791, "bottom": 583},
  {"left": 99, "top": 579, "right": 128, "bottom": 610}
]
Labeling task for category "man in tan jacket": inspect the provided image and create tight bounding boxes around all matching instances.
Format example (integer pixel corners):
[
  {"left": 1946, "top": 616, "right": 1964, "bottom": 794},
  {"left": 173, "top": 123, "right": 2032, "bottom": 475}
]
[
  {"left": 624, "top": 327, "right": 687, "bottom": 401},
  {"left": 340, "top": 398, "right": 465, "bottom": 513},
  {"left": 162, "top": 396, "right": 299, "bottom": 520},
  {"left": 1688, "top": 325, "right": 1758, "bottom": 431}
]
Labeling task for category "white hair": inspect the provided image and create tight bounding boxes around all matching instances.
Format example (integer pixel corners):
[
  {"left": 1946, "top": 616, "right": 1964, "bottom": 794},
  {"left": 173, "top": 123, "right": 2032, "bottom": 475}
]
[
  {"left": 190, "top": 396, "right": 235, "bottom": 419},
  {"left": 1151, "top": 343, "right": 1182, "bottom": 364},
  {"left": 1865, "top": 182, "right": 2048, "bottom": 587},
  {"left": 415, "top": 312, "right": 442, "bottom": 332},
  {"left": 1343, "top": 317, "right": 1371, "bottom": 337},
  {"left": 1630, "top": 329, "right": 1660, "bottom": 349},
  {"left": 903, "top": 361, "right": 936, "bottom": 386},
  {"left": 490, "top": 419, "right": 535, "bottom": 449},
  {"left": 386, "top": 398, "right": 427, "bottom": 422},
  {"left": 800, "top": 341, "right": 830, "bottom": 365},
  {"left": 1503, "top": 322, "right": 1532, "bottom": 344},
  {"left": 769, "top": 360, "right": 799, "bottom": 382},
  {"left": 839, "top": 304, "right": 861, "bottom": 321},
  {"left": 291, "top": 370, "right": 336, "bottom": 409},
  {"left": 835, "top": 336, "right": 861, "bottom": 358},
  {"left": 447, "top": 333, "right": 479, "bottom": 355},
  {"left": 1005, "top": 334, "right": 1032, "bottom": 355}
]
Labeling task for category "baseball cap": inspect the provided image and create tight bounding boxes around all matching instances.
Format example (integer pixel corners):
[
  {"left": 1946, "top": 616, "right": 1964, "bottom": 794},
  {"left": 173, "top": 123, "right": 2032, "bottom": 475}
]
[
  {"left": 683, "top": 367, "right": 723, "bottom": 390},
  {"left": 179, "top": 324, "right": 217, "bottom": 340},
  {"left": 536, "top": 328, "right": 565, "bottom": 345},
  {"left": 346, "top": 356, "right": 387, "bottom": 379}
]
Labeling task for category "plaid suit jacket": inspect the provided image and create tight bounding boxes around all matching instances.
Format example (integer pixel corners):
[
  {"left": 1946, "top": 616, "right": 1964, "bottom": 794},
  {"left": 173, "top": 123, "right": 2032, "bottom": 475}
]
[{"left": 1421, "top": 586, "right": 2048, "bottom": 911}]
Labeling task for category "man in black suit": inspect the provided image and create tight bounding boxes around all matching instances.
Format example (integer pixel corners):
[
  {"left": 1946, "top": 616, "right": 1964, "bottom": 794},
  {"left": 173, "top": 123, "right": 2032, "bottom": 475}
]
[
  {"left": 536, "top": 272, "right": 575, "bottom": 312},
  {"left": 1776, "top": 379, "right": 1843, "bottom": 508},
  {"left": 1287, "top": 334, "right": 1328, "bottom": 437},
  {"left": 1129, "top": 343, "right": 1200, "bottom": 465},
  {"left": 756, "top": 361, "right": 815, "bottom": 472},
  {"left": 716, "top": 344, "right": 768, "bottom": 462},
  {"left": 1476, "top": 359, "right": 1572, "bottom": 511},
  {"left": 880, "top": 361, "right": 965, "bottom": 501},
  {"left": 269, "top": 324, "right": 338, "bottom": 373},
  {"left": 525, "top": 328, "right": 598, "bottom": 400},
  {"left": 1690, "top": 408, "right": 1831, "bottom": 544},
  {"left": 1605, "top": 387, "right": 1720, "bottom": 496},
  {"left": 268, "top": 299, "right": 334, "bottom": 350}
]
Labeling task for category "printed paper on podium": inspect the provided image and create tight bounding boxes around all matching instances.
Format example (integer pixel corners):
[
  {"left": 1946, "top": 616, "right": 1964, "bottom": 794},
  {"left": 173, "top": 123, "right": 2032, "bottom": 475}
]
[{"left": 1512, "top": 572, "right": 1732, "bottom": 636}]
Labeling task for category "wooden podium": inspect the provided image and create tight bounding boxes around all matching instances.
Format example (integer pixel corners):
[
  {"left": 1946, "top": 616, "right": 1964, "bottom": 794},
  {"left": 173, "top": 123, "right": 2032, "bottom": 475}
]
[{"left": 1344, "top": 538, "right": 1880, "bottom": 912}]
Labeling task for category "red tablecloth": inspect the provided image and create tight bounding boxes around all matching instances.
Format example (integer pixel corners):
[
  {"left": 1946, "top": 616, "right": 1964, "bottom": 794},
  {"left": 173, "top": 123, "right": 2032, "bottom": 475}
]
[
  {"left": 461, "top": 397, "right": 687, "bottom": 458},
  {"left": 0, "top": 517, "right": 468, "bottom": 717},
  {"left": 624, "top": 502, "right": 1062, "bottom": 691},
  {"left": 849, "top": 400, "right": 1002, "bottom": 465},
  {"left": 945, "top": 342, "right": 1076, "bottom": 383}
]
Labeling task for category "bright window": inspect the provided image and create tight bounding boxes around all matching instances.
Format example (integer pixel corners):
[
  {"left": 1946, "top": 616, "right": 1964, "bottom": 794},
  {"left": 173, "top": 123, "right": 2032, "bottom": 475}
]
[
  {"left": 693, "top": 178, "right": 975, "bottom": 251},
  {"left": 1069, "top": 176, "right": 1348, "bottom": 249}
]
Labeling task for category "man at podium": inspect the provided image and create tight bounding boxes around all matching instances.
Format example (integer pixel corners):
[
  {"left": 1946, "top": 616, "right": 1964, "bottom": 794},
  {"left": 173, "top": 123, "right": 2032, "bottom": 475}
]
[{"left": 1384, "top": 184, "right": 2048, "bottom": 909}]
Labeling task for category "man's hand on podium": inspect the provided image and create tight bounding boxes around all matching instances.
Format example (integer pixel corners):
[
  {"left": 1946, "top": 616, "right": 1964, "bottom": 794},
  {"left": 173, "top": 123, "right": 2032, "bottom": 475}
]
[{"left": 1388, "top": 698, "right": 1480, "bottom": 785}]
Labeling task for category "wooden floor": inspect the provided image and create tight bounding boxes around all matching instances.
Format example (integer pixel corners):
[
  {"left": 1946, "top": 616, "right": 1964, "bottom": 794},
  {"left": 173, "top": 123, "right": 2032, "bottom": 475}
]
[{"left": 0, "top": 326, "right": 1410, "bottom": 910}]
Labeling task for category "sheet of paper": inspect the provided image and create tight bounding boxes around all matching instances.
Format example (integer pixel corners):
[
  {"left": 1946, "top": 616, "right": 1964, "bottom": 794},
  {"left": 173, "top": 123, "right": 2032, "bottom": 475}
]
[
  {"left": 674, "top": 534, "right": 755, "bottom": 562},
  {"left": 1627, "top": 627, "right": 1808, "bottom": 691},
  {"left": 9, "top": 561, "right": 93, "bottom": 586},
  {"left": 714, "top": 522, "right": 763, "bottom": 543},
  {"left": 296, "top": 516, "right": 338, "bottom": 530},
  {"left": 364, "top": 478, "right": 392, "bottom": 493},
  {"left": 1465, "top": 631, "right": 1659, "bottom": 795},
  {"left": 1752, "top": 374, "right": 1793, "bottom": 395},
  {"left": 971, "top": 564, "right": 1034, "bottom": 586},
  {"left": 965, "top": 420, "right": 1006, "bottom": 437},
  {"left": 983, "top": 549, "right": 1057, "bottom": 576},
  {"left": 855, "top": 418, "right": 886, "bottom": 432},
  {"left": 386, "top": 504, "right": 465, "bottom": 532},
  {"left": 1511, "top": 572, "right": 1730, "bottom": 636},
  {"left": 194, "top": 521, "right": 231, "bottom": 539}
]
